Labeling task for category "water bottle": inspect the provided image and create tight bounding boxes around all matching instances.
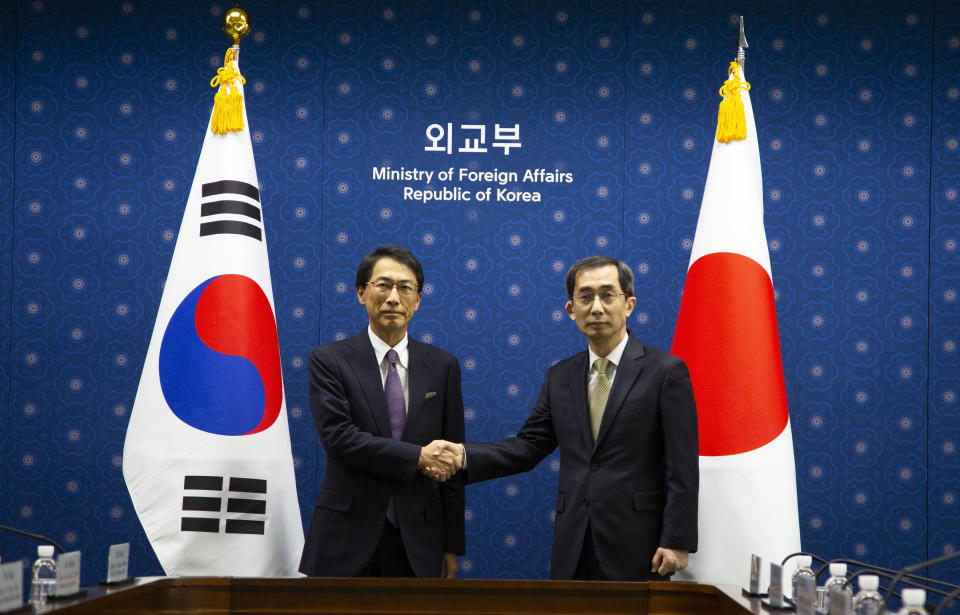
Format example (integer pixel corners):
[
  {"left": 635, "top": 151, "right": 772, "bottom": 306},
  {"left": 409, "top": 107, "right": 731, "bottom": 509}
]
[
  {"left": 791, "top": 555, "right": 816, "bottom": 601},
  {"left": 818, "top": 562, "right": 848, "bottom": 614},
  {"left": 29, "top": 545, "right": 57, "bottom": 608},
  {"left": 852, "top": 574, "right": 884, "bottom": 615},
  {"left": 828, "top": 578, "right": 854, "bottom": 614},
  {"left": 896, "top": 588, "right": 929, "bottom": 615}
]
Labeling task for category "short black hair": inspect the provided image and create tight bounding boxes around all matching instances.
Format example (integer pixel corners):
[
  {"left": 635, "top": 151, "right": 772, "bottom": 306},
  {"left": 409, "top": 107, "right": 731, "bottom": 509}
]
[
  {"left": 355, "top": 245, "right": 424, "bottom": 292},
  {"left": 565, "top": 256, "right": 635, "bottom": 298}
]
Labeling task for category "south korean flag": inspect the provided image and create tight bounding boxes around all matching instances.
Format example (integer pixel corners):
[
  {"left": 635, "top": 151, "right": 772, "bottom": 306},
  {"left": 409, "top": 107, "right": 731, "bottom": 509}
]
[{"left": 123, "top": 48, "right": 304, "bottom": 576}]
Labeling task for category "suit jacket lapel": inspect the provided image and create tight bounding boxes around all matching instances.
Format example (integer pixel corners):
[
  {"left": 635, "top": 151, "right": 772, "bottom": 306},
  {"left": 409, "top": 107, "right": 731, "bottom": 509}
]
[
  {"left": 344, "top": 333, "right": 392, "bottom": 438},
  {"left": 566, "top": 351, "right": 593, "bottom": 452},
  {"left": 405, "top": 339, "right": 430, "bottom": 438},
  {"left": 594, "top": 334, "right": 645, "bottom": 449}
]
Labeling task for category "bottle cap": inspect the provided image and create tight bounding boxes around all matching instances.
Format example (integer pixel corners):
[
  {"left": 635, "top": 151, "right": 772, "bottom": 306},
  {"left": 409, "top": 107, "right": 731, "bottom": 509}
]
[
  {"left": 901, "top": 588, "right": 925, "bottom": 606},
  {"left": 796, "top": 555, "right": 812, "bottom": 568},
  {"left": 829, "top": 562, "right": 847, "bottom": 577},
  {"left": 37, "top": 545, "right": 54, "bottom": 557},
  {"left": 858, "top": 575, "right": 879, "bottom": 591}
]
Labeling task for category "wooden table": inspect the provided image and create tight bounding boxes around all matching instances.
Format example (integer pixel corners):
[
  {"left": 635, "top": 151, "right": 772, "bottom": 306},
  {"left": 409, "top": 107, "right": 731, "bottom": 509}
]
[{"left": 38, "top": 577, "right": 768, "bottom": 614}]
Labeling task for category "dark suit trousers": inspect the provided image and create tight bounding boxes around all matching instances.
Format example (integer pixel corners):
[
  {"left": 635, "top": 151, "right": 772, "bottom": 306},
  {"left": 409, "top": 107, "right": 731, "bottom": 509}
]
[
  {"left": 574, "top": 523, "right": 673, "bottom": 581},
  {"left": 573, "top": 523, "right": 607, "bottom": 580},
  {"left": 357, "top": 521, "right": 415, "bottom": 577}
]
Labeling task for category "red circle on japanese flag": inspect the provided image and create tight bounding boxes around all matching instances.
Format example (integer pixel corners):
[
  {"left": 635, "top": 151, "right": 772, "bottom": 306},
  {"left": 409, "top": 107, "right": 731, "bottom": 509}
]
[{"left": 671, "top": 252, "right": 789, "bottom": 456}]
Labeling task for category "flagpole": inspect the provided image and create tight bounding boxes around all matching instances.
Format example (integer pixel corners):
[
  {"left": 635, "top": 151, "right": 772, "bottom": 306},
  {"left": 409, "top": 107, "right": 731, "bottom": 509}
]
[{"left": 737, "top": 16, "right": 747, "bottom": 71}]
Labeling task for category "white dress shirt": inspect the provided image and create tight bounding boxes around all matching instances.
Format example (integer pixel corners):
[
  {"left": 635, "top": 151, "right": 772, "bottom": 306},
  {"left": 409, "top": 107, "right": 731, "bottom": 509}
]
[
  {"left": 368, "top": 326, "right": 410, "bottom": 414},
  {"left": 587, "top": 333, "right": 629, "bottom": 401}
]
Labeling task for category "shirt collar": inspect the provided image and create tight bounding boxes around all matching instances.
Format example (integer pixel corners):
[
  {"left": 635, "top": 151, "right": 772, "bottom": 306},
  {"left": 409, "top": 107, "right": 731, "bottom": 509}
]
[
  {"left": 588, "top": 333, "right": 629, "bottom": 372},
  {"left": 368, "top": 326, "right": 409, "bottom": 368}
]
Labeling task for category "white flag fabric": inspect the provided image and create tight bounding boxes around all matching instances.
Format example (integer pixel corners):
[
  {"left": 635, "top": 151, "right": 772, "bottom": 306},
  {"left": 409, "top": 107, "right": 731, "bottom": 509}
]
[
  {"left": 671, "top": 63, "right": 801, "bottom": 589},
  {"left": 123, "top": 51, "right": 304, "bottom": 576}
]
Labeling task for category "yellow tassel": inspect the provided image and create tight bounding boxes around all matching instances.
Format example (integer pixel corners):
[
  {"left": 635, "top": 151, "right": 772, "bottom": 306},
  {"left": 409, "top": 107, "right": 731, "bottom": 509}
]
[
  {"left": 209, "top": 48, "right": 246, "bottom": 134},
  {"left": 716, "top": 61, "right": 751, "bottom": 143}
]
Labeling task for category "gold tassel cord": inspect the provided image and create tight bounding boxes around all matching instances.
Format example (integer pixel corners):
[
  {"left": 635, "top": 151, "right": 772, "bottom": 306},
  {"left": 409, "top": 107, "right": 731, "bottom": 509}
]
[
  {"left": 210, "top": 48, "right": 246, "bottom": 134},
  {"left": 715, "top": 61, "right": 751, "bottom": 143}
]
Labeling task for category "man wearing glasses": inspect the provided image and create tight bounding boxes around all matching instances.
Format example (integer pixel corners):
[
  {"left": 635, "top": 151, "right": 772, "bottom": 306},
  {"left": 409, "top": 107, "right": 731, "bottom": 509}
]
[
  {"left": 299, "top": 245, "right": 464, "bottom": 578},
  {"left": 435, "top": 255, "right": 698, "bottom": 580}
]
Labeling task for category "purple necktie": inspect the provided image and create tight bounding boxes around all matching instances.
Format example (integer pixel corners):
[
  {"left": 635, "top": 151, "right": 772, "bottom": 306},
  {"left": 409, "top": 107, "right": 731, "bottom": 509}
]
[
  {"left": 385, "top": 349, "right": 405, "bottom": 527},
  {"left": 385, "top": 349, "right": 406, "bottom": 440}
]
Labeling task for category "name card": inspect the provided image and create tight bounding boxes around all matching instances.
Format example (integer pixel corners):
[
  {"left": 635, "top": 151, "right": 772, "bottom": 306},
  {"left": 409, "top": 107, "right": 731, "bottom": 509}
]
[
  {"left": 55, "top": 551, "right": 81, "bottom": 598},
  {"left": 106, "top": 543, "right": 130, "bottom": 584},
  {"left": 767, "top": 563, "right": 785, "bottom": 607},
  {"left": 748, "top": 554, "right": 762, "bottom": 594},
  {"left": 0, "top": 563, "right": 23, "bottom": 613}
]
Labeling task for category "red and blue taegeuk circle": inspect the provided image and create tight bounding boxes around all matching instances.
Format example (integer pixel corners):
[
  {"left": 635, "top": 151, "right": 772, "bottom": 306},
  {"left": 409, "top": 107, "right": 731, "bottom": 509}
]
[{"left": 159, "top": 274, "right": 283, "bottom": 436}]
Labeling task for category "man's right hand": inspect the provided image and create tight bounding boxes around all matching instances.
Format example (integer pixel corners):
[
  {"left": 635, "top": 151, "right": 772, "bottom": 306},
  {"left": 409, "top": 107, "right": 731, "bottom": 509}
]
[
  {"left": 434, "top": 441, "right": 464, "bottom": 470},
  {"left": 418, "top": 440, "right": 464, "bottom": 481}
]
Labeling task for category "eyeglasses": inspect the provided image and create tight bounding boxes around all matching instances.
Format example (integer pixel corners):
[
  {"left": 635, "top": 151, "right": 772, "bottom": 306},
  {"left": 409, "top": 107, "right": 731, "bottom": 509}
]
[
  {"left": 365, "top": 281, "right": 418, "bottom": 296},
  {"left": 572, "top": 291, "right": 626, "bottom": 306}
]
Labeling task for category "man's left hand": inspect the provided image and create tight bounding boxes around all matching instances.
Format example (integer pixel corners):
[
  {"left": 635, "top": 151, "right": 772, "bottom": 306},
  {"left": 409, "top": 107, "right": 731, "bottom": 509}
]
[
  {"left": 442, "top": 552, "right": 458, "bottom": 578},
  {"left": 651, "top": 547, "right": 689, "bottom": 576}
]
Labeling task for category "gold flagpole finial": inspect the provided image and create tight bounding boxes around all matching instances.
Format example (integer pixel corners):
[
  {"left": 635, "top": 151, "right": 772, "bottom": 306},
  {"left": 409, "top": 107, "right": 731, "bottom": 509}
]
[
  {"left": 210, "top": 7, "right": 250, "bottom": 134},
  {"left": 222, "top": 7, "right": 251, "bottom": 46}
]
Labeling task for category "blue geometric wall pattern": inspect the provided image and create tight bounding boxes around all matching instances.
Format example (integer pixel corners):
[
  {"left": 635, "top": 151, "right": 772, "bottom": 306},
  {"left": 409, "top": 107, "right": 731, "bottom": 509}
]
[
  {"left": 1, "top": 0, "right": 957, "bottom": 588},
  {"left": 0, "top": 0, "right": 14, "bottom": 561},
  {"left": 930, "top": 0, "right": 960, "bottom": 585}
]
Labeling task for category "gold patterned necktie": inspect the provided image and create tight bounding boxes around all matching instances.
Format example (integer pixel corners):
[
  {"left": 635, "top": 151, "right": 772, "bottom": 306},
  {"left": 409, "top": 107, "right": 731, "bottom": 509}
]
[{"left": 590, "top": 357, "right": 610, "bottom": 442}]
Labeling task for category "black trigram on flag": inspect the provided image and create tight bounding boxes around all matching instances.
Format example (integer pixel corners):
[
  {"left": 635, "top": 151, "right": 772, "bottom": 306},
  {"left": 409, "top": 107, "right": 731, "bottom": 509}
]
[
  {"left": 181, "top": 475, "right": 267, "bottom": 535},
  {"left": 199, "top": 180, "right": 263, "bottom": 241}
]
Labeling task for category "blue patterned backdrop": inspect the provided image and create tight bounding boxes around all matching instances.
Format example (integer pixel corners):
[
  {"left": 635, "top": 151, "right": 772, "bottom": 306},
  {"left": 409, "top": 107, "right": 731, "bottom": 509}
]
[{"left": 1, "top": 0, "right": 959, "bottom": 587}]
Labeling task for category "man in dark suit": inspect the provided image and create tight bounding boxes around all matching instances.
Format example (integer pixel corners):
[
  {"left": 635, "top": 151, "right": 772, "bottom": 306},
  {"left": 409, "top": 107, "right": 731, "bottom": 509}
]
[
  {"left": 436, "top": 256, "right": 698, "bottom": 580},
  {"left": 299, "top": 245, "right": 464, "bottom": 578}
]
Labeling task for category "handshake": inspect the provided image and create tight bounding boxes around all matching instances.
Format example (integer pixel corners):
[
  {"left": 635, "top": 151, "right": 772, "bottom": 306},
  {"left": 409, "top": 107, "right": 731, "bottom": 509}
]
[{"left": 417, "top": 440, "right": 465, "bottom": 482}]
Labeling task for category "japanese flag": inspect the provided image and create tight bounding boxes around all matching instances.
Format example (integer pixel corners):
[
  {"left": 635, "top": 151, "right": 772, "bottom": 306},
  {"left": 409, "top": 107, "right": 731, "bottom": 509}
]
[{"left": 671, "top": 63, "right": 802, "bottom": 588}]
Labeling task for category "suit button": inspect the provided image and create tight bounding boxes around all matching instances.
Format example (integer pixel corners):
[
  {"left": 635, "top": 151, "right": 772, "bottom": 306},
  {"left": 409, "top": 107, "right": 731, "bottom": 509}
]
[{"left": 590, "top": 463, "right": 599, "bottom": 471}]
